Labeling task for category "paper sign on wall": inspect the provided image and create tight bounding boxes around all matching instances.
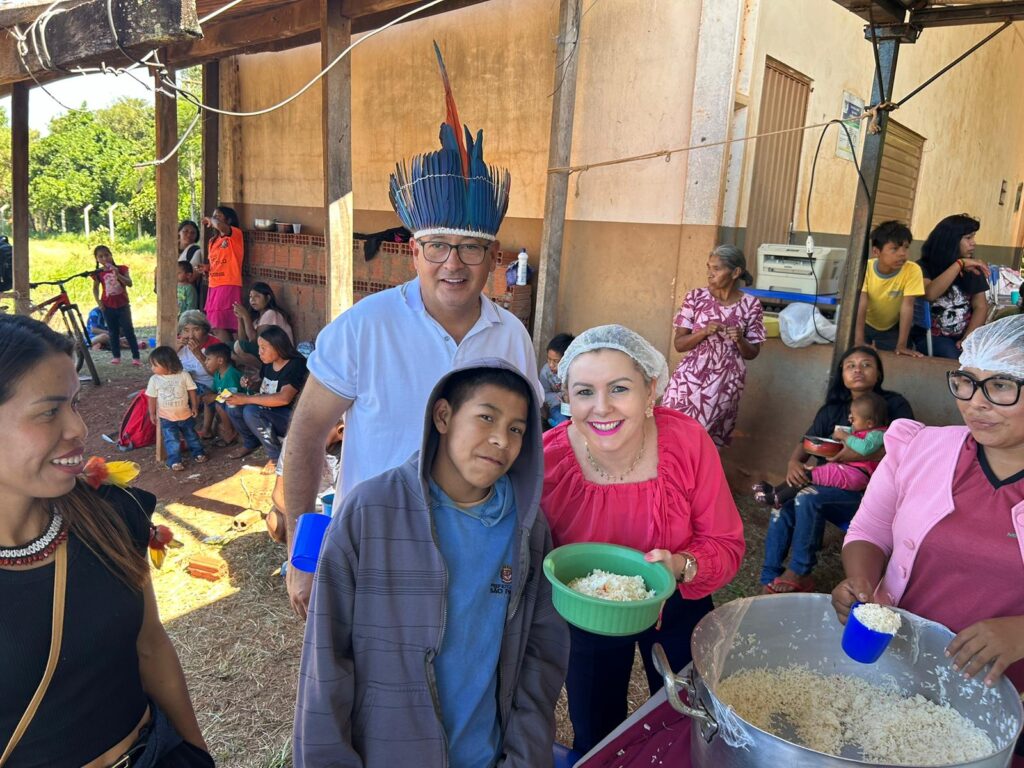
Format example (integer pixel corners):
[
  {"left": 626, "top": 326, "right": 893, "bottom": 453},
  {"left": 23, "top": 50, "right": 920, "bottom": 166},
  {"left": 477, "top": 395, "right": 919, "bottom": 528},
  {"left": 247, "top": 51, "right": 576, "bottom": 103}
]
[{"left": 836, "top": 92, "right": 864, "bottom": 161}]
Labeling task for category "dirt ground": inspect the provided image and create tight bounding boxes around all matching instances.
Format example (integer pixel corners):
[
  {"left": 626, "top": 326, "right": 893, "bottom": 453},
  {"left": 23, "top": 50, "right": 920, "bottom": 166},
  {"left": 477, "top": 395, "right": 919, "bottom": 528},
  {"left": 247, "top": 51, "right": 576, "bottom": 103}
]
[{"left": 77, "top": 345, "right": 847, "bottom": 767}]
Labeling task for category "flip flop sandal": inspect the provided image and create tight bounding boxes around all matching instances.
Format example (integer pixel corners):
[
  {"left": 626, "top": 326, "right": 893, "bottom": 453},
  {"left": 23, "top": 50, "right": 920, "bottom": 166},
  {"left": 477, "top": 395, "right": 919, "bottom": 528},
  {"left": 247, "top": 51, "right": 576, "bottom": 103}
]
[
  {"left": 194, "top": 454, "right": 209, "bottom": 464},
  {"left": 170, "top": 462, "right": 185, "bottom": 472},
  {"left": 764, "top": 576, "right": 815, "bottom": 595}
]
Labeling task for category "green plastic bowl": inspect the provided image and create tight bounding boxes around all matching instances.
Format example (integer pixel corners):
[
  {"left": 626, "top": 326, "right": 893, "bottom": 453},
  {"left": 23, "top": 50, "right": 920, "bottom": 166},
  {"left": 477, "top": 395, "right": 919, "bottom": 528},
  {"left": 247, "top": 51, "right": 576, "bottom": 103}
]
[{"left": 543, "top": 542, "right": 676, "bottom": 636}]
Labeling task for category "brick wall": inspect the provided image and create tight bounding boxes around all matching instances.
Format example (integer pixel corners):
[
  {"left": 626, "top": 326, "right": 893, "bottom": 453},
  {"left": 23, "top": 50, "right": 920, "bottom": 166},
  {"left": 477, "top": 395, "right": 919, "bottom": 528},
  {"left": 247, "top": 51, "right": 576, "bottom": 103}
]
[{"left": 242, "top": 232, "right": 533, "bottom": 344}]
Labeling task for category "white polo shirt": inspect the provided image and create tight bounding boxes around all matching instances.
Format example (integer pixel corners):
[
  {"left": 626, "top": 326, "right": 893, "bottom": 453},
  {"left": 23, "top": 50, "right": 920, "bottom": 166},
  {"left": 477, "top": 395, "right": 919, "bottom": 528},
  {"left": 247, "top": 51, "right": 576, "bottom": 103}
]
[{"left": 308, "top": 278, "right": 540, "bottom": 498}]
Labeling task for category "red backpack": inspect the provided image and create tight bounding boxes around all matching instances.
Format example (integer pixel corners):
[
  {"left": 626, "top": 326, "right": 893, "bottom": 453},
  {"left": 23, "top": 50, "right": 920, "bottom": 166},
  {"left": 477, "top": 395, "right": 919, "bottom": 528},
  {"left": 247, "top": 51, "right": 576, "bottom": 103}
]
[{"left": 114, "top": 390, "right": 156, "bottom": 451}]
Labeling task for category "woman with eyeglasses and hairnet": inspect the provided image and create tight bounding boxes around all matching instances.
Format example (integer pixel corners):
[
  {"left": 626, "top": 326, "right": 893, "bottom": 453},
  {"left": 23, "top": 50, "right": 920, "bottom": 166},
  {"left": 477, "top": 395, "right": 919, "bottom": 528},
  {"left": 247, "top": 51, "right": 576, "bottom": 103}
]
[
  {"left": 833, "top": 315, "right": 1024, "bottom": 724},
  {"left": 541, "top": 324, "right": 745, "bottom": 755}
]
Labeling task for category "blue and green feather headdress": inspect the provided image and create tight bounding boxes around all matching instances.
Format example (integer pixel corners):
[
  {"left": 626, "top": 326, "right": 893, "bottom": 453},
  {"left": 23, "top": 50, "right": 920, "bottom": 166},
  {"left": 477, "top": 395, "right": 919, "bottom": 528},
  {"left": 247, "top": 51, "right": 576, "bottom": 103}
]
[{"left": 389, "top": 43, "right": 511, "bottom": 242}]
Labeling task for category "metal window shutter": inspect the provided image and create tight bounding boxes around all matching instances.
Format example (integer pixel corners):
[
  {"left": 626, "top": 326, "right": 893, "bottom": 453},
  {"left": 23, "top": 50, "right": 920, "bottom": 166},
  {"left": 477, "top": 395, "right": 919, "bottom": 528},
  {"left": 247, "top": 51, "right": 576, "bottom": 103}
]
[{"left": 871, "top": 120, "right": 925, "bottom": 227}]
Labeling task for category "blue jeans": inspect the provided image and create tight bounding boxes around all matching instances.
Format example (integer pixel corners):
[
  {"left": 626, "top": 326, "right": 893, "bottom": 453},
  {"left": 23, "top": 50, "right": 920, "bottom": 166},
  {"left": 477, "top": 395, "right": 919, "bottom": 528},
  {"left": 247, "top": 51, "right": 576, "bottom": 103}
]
[
  {"left": 914, "top": 333, "right": 960, "bottom": 358},
  {"left": 565, "top": 592, "right": 714, "bottom": 755},
  {"left": 227, "top": 404, "right": 292, "bottom": 461},
  {"left": 760, "top": 484, "right": 863, "bottom": 584},
  {"left": 102, "top": 304, "right": 140, "bottom": 361},
  {"left": 160, "top": 417, "right": 205, "bottom": 467},
  {"left": 864, "top": 323, "right": 899, "bottom": 351}
]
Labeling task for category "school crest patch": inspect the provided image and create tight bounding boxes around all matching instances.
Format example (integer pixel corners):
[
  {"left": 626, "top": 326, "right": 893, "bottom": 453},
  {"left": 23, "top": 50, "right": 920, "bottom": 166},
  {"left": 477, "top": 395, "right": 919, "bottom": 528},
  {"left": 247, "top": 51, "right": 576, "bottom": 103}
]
[{"left": 500, "top": 565, "right": 513, "bottom": 583}]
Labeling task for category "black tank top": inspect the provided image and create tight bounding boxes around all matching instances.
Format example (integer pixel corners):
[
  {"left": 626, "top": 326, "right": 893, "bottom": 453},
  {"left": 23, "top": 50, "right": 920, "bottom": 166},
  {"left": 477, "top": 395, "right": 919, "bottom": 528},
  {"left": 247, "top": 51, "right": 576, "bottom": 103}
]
[{"left": 0, "top": 485, "right": 154, "bottom": 767}]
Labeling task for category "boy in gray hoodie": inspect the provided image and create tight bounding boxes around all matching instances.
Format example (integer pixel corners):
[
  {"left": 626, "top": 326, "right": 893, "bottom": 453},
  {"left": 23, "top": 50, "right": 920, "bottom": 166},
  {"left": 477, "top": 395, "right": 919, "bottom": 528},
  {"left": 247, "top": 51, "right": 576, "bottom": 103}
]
[{"left": 294, "top": 360, "right": 569, "bottom": 768}]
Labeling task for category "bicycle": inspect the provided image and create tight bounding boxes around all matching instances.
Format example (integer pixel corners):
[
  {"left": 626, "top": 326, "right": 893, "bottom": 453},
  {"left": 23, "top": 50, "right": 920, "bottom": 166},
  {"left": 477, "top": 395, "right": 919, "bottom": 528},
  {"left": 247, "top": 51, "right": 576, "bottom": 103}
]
[{"left": 26, "top": 272, "right": 102, "bottom": 385}]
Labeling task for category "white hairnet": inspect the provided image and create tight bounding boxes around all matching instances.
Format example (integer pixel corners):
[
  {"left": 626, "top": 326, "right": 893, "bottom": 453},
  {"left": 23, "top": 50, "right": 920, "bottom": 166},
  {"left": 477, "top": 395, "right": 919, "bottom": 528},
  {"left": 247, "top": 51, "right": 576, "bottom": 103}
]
[
  {"left": 959, "top": 314, "right": 1024, "bottom": 378},
  {"left": 557, "top": 324, "right": 670, "bottom": 397}
]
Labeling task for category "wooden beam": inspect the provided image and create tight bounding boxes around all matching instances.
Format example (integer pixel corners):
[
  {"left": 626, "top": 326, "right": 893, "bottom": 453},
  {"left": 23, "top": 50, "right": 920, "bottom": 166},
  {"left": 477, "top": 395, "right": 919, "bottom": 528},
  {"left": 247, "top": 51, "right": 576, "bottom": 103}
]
[
  {"left": 321, "top": 0, "right": 353, "bottom": 322},
  {"left": 155, "top": 59, "right": 179, "bottom": 346},
  {"left": 167, "top": 0, "right": 320, "bottom": 67},
  {"left": 0, "top": 0, "right": 200, "bottom": 88},
  {"left": 164, "top": 0, "right": 488, "bottom": 70},
  {"left": 533, "top": 0, "right": 581, "bottom": 360},
  {"left": 199, "top": 60, "right": 219, "bottom": 311},
  {"left": 201, "top": 60, "right": 220, "bottom": 237},
  {"left": 11, "top": 82, "right": 29, "bottom": 314},
  {"left": 341, "top": 0, "right": 485, "bottom": 16}
]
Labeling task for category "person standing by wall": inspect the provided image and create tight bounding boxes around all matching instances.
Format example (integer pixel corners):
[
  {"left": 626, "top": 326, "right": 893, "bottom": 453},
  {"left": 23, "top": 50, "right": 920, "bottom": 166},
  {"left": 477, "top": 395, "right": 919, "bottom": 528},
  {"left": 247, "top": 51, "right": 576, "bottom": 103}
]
[
  {"left": 281, "top": 44, "right": 539, "bottom": 619},
  {"left": 662, "top": 245, "right": 765, "bottom": 446},
  {"left": 201, "top": 205, "right": 244, "bottom": 345}
]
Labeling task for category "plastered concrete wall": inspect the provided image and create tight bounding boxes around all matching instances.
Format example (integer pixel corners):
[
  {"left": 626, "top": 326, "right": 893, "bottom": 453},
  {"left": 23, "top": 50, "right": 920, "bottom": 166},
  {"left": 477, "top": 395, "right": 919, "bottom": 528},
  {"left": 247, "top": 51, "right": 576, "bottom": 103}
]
[
  {"left": 721, "top": 340, "right": 963, "bottom": 491},
  {"left": 736, "top": 0, "right": 1024, "bottom": 252},
  {"left": 219, "top": 48, "right": 323, "bottom": 212},
  {"left": 219, "top": 0, "right": 709, "bottom": 357}
]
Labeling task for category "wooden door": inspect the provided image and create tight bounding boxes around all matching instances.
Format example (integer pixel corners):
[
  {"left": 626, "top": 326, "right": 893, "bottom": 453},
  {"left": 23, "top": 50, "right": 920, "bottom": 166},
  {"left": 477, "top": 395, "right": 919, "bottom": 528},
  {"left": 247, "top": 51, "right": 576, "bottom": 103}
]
[
  {"left": 871, "top": 120, "right": 925, "bottom": 228},
  {"left": 745, "top": 58, "right": 811, "bottom": 272}
]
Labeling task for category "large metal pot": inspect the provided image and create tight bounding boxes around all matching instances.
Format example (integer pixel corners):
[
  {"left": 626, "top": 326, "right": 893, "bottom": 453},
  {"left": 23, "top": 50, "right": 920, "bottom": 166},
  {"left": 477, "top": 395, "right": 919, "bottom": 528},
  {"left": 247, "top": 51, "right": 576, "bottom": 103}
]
[{"left": 653, "top": 594, "right": 1022, "bottom": 768}]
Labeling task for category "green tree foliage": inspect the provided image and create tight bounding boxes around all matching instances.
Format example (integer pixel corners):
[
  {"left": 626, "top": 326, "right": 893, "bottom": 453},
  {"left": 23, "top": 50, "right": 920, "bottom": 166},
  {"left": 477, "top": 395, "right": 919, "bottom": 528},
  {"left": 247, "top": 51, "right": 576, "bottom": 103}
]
[
  {"left": 0, "top": 107, "right": 11, "bottom": 214},
  {"left": 23, "top": 67, "right": 204, "bottom": 239}
]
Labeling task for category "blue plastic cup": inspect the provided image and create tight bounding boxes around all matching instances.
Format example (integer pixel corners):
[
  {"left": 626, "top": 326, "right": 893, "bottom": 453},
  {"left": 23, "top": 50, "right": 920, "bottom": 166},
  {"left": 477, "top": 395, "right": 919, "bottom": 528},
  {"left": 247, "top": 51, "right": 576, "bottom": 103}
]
[
  {"left": 320, "top": 493, "right": 335, "bottom": 518},
  {"left": 842, "top": 602, "right": 896, "bottom": 664},
  {"left": 147, "top": 336, "right": 157, "bottom": 348},
  {"left": 290, "top": 513, "right": 331, "bottom": 573}
]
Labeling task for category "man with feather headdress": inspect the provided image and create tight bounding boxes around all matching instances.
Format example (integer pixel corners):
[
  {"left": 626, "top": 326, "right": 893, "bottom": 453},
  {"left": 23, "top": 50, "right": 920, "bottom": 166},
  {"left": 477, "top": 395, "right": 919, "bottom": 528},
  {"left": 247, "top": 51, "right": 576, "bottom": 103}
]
[{"left": 281, "top": 44, "right": 539, "bottom": 618}]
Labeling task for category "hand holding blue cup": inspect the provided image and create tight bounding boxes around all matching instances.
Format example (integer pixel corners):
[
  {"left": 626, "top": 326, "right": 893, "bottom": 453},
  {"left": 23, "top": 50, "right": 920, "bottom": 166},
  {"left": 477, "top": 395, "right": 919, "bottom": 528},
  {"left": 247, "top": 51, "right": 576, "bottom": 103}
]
[
  {"left": 842, "top": 601, "right": 899, "bottom": 664},
  {"left": 291, "top": 512, "right": 331, "bottom": 573}
]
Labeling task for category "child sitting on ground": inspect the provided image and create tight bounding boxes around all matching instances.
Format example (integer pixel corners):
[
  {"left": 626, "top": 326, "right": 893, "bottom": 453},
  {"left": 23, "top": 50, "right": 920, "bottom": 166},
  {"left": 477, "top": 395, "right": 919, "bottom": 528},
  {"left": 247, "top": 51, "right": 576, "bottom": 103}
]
[
  {"left": 146, "top": 345, "right": 208, "bottom": 471},
  {"left": 177, "top": 261, "right": 199, "bottom": 315},
  {"left": 753, "top": 392, "right": 889, "bottom": 509},
  {"left": 201, "top": 342, "right": 241, "bottom": 446},
  {"left": 294, "top": 362, "right": 569, "bottom": 768},
  {"left": 540, "top": 332, "right": 574, "bottom": 428},
  {"left": 855, "top": 220, "right": 925, "bottom": 356}
]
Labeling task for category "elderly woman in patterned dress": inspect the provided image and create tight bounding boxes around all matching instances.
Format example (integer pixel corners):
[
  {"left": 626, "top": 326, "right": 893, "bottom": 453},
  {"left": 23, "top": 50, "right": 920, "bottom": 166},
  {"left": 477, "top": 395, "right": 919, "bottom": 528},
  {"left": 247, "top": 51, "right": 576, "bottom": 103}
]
[{"left": 662, "top": 244, "right": 765, "bottom": 446}]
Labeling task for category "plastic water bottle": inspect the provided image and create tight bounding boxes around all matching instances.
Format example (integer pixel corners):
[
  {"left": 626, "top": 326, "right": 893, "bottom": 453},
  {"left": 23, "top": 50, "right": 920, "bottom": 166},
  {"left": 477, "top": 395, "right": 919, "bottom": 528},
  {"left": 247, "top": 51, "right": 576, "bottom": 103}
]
[{"left": 516, "top": 248, "right": 529, "bottom": 286}]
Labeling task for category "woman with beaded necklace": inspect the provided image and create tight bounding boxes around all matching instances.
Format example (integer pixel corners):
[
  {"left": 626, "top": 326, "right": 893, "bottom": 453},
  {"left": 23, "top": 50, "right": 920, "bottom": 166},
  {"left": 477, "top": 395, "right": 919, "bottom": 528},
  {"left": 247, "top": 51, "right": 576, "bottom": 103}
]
[
  {"left": 541, "top": 324, "right": 745, "bottom": 755},
  {"left": 0, "top": 315, "right": 211, "bottom": 767}
]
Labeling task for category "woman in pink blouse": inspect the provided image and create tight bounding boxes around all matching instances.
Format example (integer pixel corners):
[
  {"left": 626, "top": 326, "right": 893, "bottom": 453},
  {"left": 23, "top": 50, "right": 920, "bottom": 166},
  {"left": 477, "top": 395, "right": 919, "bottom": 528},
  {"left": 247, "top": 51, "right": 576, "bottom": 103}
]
[
  {"left": 542, "top": 324, "right": 745, "bottom": 755},
  {"left": 833, "top": 316, "right": 1024, "bottom": 716}
]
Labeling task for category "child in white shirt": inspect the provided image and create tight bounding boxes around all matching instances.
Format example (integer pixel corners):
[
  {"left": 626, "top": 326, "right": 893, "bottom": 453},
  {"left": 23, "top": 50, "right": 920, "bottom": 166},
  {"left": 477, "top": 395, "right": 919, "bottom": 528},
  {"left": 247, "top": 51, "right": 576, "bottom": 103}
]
[{"left": 146, "top": 346, "right": 208, "bottom": 471}]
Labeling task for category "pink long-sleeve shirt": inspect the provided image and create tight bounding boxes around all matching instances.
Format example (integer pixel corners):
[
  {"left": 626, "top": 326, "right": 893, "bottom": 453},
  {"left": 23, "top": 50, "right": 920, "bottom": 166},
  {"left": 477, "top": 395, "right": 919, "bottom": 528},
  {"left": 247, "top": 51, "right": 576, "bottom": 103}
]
[
  {"left": 541, "top": 407, "right": 745, "bottom": 599},
  {"left": 845, "top": 419, "right": 1024, "bottom": 605}
]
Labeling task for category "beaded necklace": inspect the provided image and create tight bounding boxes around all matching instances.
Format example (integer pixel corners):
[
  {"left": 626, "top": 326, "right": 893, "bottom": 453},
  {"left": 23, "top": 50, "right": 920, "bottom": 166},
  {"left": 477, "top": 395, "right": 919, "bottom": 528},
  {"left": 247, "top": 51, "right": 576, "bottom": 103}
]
[
  {"left": 0, "top": 508, "right": 67, "bottom": 567},
  {"left": 584, "top": 429, "right": 647, "bottom": 483}
]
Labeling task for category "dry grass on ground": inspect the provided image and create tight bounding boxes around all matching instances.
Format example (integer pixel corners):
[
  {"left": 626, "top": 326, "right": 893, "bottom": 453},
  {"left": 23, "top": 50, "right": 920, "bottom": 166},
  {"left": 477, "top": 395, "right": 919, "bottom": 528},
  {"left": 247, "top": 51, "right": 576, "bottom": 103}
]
[
  {"left": 154, "top": 489, "right": 848, "bottom": 765},
  {"left": 78, "top": 355, "right": 849, "bottom": 766}
]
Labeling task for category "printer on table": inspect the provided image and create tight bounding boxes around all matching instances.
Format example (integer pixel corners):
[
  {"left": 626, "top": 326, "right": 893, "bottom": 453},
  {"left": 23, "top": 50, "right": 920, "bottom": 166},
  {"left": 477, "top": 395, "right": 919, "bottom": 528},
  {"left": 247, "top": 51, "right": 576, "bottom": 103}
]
[{"left": 754, "top": 243, "right": 847, "bottom": 296}]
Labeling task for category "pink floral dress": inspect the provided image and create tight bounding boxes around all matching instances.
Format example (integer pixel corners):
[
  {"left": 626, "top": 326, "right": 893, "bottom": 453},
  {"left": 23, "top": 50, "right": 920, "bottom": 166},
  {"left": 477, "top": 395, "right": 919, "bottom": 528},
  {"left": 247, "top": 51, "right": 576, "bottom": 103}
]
[{"left": 661, "top": 288, "right": 765, "bottom": 446}]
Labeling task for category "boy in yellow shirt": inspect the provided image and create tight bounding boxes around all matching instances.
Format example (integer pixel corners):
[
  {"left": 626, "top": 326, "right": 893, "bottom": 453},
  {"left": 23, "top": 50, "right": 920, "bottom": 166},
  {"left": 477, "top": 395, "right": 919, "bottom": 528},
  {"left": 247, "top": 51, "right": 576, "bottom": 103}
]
[{"left": 855, "top": 220, "right": 925, "bottom": 357}]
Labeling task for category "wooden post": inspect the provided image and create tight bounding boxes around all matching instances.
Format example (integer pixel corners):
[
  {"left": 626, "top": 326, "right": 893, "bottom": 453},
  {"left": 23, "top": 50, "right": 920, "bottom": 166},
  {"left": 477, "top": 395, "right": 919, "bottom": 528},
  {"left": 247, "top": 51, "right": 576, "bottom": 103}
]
[
  {"left": 11, "top": 82, "right": 30, "bottom": 315},
  {"left": 200, "top": 60, "right": 220, "bottom": 310},
  {"left": 155, "top": 61, "right": 179, "bottom": 346},
  {"left": 201, "top": 61, "right": 220, "bottom": 238},
  {"left": 532, "top": 0, "right": 582, "bottom": 359},
  {"left": 321, "top": 0, "right": 354, "bottom": 321}
]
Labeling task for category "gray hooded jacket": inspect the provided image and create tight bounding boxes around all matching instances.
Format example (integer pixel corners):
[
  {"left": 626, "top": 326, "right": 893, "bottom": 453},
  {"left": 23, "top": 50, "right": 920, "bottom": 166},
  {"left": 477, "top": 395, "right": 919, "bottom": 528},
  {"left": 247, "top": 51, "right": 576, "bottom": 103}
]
[{"left": 294, "top": 359, "right": 570, "bottom": 767}]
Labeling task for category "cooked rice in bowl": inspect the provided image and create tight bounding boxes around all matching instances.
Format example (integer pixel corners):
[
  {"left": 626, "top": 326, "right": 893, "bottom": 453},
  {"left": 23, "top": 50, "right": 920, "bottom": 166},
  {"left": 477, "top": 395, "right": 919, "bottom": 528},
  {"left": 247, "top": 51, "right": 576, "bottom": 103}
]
[{"left": 568, "top": 569, "right": 655, "bottom": 602}]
